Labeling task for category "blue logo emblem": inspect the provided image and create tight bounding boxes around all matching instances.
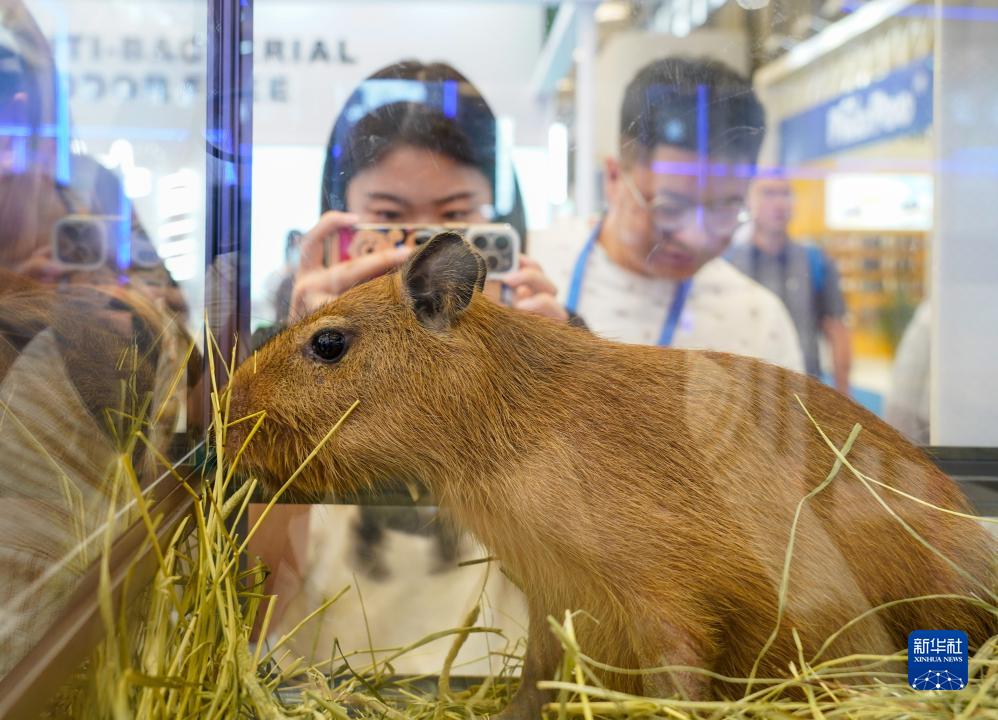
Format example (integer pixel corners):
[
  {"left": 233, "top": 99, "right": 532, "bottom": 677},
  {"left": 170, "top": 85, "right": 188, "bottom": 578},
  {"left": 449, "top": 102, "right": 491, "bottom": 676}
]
[{"left": 908, "top": 630, "right": 968, "bottom": 690}]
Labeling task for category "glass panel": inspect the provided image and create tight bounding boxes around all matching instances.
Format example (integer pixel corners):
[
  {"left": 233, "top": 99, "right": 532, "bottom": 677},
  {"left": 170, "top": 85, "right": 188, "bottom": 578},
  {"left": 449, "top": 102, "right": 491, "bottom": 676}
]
[
  {"left": 241, "top": 0, "right": 998, "bottom": 698},
  {"left": 3, "top": 0, "right": 992, "bottom": 713},
  {"left": 0, "top": 0, "right": 204, "bottom": 680},
  {"left": 246, "top": 0, "right": 554, "bottom": 682}
]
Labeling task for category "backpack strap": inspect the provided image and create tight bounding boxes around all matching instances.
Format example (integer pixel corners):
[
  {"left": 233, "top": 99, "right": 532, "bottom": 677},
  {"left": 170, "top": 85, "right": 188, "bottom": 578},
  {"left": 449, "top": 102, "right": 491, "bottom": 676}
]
[{"left": 806, "top": 244, "right": 826, "bottom": 297}]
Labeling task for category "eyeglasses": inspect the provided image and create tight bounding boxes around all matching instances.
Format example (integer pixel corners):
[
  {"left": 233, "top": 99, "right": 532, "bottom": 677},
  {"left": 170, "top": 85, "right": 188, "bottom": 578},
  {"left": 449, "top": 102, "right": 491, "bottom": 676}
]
[{"left": 621, "top": 172, "right": 747, "bottom": 238}]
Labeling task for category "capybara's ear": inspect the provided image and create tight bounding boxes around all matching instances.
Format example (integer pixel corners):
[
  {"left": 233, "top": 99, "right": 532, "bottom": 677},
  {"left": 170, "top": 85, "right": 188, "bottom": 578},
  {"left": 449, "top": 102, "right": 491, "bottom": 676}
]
[{"left": 401, "top": 232, "right": 485, "bottom": 331}]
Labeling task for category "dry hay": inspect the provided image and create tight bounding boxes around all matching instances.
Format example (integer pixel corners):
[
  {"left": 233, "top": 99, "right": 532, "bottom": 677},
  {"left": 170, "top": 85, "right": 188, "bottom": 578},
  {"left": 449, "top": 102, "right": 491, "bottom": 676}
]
[{"left": 41, "top": 338, "right": 997, "bottom": 719}]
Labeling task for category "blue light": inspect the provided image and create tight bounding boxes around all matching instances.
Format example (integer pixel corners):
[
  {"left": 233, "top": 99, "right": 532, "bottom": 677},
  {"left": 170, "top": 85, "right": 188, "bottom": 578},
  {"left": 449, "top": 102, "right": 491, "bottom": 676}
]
[
  {"left": 116, "top": 207, "right": 132, "bottom": 273},
  {"left": 442, "top": 80, "right": 459, "bottom": 119},
  {"left": 49, "top": 8, "right": 72, "bottom": 185},
  {"left": 696, "top": 84, "right": 709, "bottom": 227},
  {"left": 0, "top": 124, "right": 31, "bottom": 137},
  {"left": 11, "top": 137, "right": 26, "bottom": 173},
  {"left": 206, "top": 128, "right": 230, "bottom": 152},
  {"left": 652, "top": 155, "right": 998, "bottom": 180},
  {"left": 0, "top": 123, "right": 189, "bottom": 142},
  {"left": 664, "top": 118, "right": 685, "bottom": 143},
  {"left": 54, "top": 73, "right": 70, "bottom": 184}
]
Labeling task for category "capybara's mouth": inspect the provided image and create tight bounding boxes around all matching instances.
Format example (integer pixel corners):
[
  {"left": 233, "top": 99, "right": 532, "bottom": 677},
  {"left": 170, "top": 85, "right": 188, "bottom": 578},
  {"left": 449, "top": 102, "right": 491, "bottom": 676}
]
[
  {"left": 222, "top": 413, "right": 280, "bottom": 495},
  {"left": 225, "top": 426, "right": 331, "bottom": 503},
  {"left": 236, "top": 461, "right": 280, "bottom": 496}
]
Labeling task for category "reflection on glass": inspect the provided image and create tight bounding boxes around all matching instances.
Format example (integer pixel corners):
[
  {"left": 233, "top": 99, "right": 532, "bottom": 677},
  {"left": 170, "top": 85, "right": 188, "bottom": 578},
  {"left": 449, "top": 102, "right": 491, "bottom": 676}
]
[
  {"left": 248, "top": 56, "right": 541, "bottom": 677},
  {"left": 0, "top": 0, "right": 992, "bottom": 712},
  {"left": 242, "top": 1, "right": 998, "bottom": 698},
  {"left": 0, "top": 0, "right": 202, "bottom": 679}
]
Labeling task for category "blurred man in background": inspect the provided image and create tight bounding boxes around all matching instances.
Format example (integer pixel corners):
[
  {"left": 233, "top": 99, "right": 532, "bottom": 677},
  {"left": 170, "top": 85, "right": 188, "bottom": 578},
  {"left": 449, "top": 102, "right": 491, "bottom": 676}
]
[
  {"left": 535, "top": 56, "right": 803, "bottom": 372},
  {"left": 727, "top": 176, "right": 851, "bottom": 393}
]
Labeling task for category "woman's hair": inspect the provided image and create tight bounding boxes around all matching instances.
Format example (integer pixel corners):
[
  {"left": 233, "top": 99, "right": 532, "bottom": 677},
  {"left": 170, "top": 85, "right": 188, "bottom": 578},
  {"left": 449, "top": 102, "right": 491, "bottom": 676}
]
[
  {"left": 320, "top": 60, "right": 527, "bottom": 243},
  {"left": 619, "top": 56, "right": 765, "bottom": 168}
]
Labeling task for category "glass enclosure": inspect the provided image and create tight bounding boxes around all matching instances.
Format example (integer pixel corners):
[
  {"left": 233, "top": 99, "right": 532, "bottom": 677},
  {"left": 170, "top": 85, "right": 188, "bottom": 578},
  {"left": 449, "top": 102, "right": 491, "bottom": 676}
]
[
  {"left": 0, "top": 0, "right": 995, "bottom": 715},
  {"left": 241, "top": 1, "right": 998, "bottom": 678}
]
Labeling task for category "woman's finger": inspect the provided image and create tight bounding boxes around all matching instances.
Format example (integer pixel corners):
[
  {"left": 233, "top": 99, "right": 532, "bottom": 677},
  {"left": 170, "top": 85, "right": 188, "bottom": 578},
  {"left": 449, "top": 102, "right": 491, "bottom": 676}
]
[
  {"left": 290, "top": 246, "right": 412, "bottom": 318},
  {"left": 15, "top": 254, "right": 67, "bottom": 283},
  {"left": 326, "top": 246, "right": 412, "bottom": 294},
  {"left": 503, "top": 267, "right": 558, "bottom": 297},
  {"left": 298, "top": 211, "right": 359, "bottom": 272},
  {"left": 290, "top": 275, "right": 334, "bottom": 320},
  {"left": 517, "top": 254, "right": 542, "bottom": 270},
  {"left": 513, "top": 293, "right": 569, "bottom": 323}
]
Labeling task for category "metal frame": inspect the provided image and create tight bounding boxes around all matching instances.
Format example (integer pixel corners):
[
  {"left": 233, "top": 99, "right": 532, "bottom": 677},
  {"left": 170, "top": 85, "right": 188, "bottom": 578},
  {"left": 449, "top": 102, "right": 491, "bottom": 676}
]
[
  {"left": 205, "top": 0, "right": 254, "bottom": 376},
  {"left": 926, "top": 447, "right": 998, "bottom": 479}
]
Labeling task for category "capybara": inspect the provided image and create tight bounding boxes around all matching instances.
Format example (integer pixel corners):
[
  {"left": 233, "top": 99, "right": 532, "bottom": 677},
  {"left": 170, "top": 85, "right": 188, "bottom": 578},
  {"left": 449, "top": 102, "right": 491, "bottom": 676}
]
[{"left": 229, "top": 233, "right": 996, "bottom": 718}]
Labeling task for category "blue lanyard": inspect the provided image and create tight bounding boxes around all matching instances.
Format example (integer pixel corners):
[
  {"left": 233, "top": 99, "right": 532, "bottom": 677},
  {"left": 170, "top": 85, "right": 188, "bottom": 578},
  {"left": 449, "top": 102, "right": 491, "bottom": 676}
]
[{"left": 566, "top": 225, "right": 692, "bottom": 347}]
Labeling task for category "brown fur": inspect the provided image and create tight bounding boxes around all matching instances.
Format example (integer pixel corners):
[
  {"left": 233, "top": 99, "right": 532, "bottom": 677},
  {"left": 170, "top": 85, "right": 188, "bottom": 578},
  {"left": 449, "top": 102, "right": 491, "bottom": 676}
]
[{"left": 229, "top": 236, "right": 996, "bottom": 716}]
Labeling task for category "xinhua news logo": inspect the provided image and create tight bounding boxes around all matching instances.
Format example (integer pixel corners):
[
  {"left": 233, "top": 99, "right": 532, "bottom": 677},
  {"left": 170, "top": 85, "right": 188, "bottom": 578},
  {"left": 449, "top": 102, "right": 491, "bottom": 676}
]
[{"left": 907, "top": 630, "right": 968, "bottom": 691}]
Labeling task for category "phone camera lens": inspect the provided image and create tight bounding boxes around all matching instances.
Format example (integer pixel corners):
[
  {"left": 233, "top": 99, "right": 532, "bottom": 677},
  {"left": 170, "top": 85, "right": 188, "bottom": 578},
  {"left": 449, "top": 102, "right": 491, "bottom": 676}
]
[
  {"left": 486, "top": 256, "right": 499, "bottom": 270},
  {"left": 59, "top": 220, "right": 103, "bottom": 264},
  {"left": 495, "top": 235, "right": 509, "bottom": 250},
  {"left": 472, "top": 235, "right": 488, "bottom": 249}
]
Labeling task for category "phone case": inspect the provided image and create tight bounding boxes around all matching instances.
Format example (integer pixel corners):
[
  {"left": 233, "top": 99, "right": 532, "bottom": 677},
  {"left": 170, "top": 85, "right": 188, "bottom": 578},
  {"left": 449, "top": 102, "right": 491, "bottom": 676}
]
[
  {"left": 461, "top": 225, "right": 519, "bottom": 280},
  {"left": 337, "top": 225, "right": 440, "bottom": 261},
  {"left": 52, "top": 215, "right": 109, "bottom": 270},
  {"left": 337, "top": 223, "right": 520, "bottom": 280}
]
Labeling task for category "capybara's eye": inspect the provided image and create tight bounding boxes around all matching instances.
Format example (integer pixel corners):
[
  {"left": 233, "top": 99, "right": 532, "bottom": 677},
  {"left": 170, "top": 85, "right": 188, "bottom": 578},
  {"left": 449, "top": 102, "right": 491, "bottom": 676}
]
[{"left": 310, "top": 330, "right": 347, "bottom": 363}]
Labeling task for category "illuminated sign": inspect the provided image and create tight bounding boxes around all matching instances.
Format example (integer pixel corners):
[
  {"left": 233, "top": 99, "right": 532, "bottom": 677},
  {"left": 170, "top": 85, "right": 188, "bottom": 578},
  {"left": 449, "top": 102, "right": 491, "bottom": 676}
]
[
  {"left": 825, "top": 172, "right": 933, "bottom": 231},
  {"left": 780, "top": 56, "right": 933, "bottom": 165}
]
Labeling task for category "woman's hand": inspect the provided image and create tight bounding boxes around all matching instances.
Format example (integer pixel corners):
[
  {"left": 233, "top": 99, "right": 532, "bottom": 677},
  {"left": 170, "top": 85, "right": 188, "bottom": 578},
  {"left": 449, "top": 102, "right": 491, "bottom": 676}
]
[
  {"left": 11, "top": 239, "right": 189, "bottom": 320},
  {"left": 503, "top": 255, "right": 569, "bottom": 323},
  {"left": 289, "top": 212, "right": 412, "bottom": 319},
  {"left": 11, "top": 246, "right": 71, "bottom": 283}
]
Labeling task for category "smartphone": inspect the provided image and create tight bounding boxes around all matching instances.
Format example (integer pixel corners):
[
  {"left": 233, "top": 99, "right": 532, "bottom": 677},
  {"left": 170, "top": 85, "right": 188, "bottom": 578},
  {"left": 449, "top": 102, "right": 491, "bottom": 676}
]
[
  {"left": 52, "top": 214, "right": 160, "bottom": 271},
  {"left": 461, "top": 224, "right": 519, "bottom": 281},
  {"left": 336, "top": 223, "right": 521, "bottom": 303},
  {"left": 52, "top": 214, "right": 112, "bottom": 270},
  {"left": 336, "top": 224, "right": 441, "bottom": 262}
]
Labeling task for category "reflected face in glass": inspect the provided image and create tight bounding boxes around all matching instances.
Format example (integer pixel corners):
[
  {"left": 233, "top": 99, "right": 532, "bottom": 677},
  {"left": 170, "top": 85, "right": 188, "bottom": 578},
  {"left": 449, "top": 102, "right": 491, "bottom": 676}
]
[
  {"left": 749, "top": 177, "right": 794, "bottom": 235},
  {"left": 606, "top": 146, "right": 750, "bottom": 281},
  {"left": 0, "top": 91, "right": 27, "bottom": 174},
  {"left": 345, "top": 145, "right": 493, "bottom": 225}
]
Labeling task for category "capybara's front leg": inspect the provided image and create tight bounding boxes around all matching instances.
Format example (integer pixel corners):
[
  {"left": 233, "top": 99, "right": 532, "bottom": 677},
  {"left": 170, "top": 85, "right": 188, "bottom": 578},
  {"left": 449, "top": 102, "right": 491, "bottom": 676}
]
[
  {"left": 631, "top": 610, "right": 714, "bottom": 701},
  {"left": 494, "top": 601, "right": 560, "bottom": 720}
]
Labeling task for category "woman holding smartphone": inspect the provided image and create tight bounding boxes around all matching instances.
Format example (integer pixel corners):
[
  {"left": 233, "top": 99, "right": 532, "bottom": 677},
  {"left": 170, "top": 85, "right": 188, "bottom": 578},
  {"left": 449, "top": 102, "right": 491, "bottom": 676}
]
[
  {"left": 287, "top": 60, "right": 570, "bottom": 323},
  {"left": 253, "top": 61, "right": 572, "bottom": 672}
]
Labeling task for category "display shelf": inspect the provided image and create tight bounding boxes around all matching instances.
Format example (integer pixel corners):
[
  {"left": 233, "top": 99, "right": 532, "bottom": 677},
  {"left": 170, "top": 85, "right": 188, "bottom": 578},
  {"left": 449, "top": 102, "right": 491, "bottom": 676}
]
[{"left": 817, "top": 231, "right": 926, "bottom": 357}]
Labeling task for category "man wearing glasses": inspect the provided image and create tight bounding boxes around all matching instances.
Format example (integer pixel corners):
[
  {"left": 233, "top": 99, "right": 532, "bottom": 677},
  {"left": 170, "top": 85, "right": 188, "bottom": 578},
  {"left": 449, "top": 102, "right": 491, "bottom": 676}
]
[{"left": 541, "top": 57, "right": 802, "bottom": 371}]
